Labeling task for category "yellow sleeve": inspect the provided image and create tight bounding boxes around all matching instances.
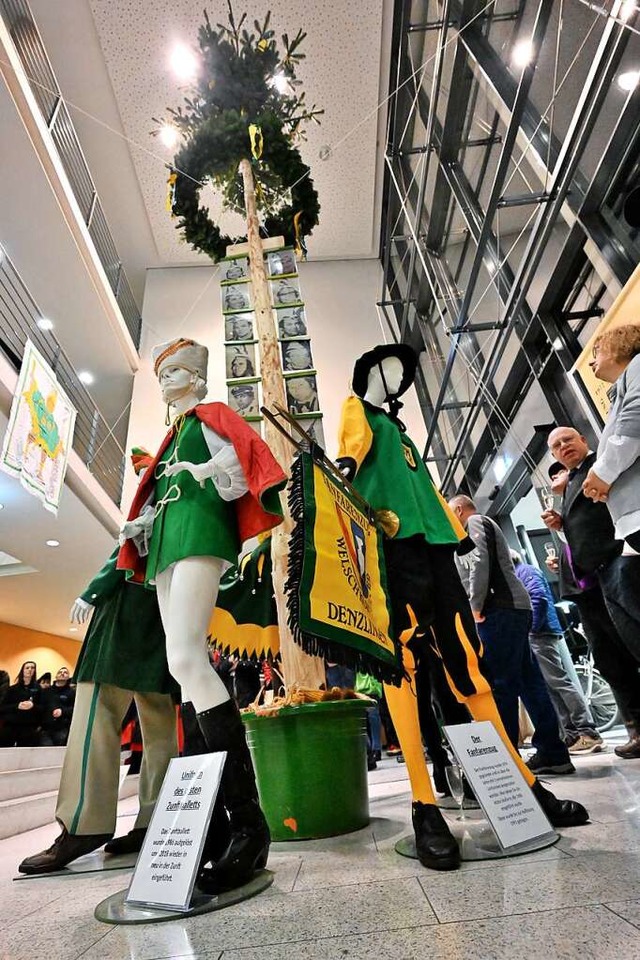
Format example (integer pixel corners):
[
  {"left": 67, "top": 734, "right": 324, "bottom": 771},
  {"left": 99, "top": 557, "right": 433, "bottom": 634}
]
[
  {"left": 337, "top": 396, "right": 374, "bottom": 470},
  {"left": 434, "top": 487, "right": 467, "bottom": 542}
]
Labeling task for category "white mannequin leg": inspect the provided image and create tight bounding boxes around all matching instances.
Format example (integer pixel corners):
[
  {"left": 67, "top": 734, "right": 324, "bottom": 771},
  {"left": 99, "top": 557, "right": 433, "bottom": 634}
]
[{"left": 155, "top": 556, "right": 230, "bottom": 713}]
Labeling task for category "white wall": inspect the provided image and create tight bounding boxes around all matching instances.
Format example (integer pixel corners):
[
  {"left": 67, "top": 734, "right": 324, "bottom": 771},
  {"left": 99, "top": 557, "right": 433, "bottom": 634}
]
[{"left": 123, "top": 257, "right": 428, "bottom": 510}]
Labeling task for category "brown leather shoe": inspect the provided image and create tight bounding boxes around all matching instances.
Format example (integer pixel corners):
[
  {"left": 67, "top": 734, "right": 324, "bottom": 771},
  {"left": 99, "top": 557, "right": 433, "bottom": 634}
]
[
  {"left": 614, "top": 736, "right": 640, "bottom": 759},
  {"left": 18, "top": 827, "right": 112, "bottom": 874}
]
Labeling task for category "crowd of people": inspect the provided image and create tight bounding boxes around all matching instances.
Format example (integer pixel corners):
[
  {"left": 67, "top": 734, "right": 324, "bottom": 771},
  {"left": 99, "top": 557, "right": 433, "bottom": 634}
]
[{"left": 0, "top": 662, "right": 75, "bottom": 747}]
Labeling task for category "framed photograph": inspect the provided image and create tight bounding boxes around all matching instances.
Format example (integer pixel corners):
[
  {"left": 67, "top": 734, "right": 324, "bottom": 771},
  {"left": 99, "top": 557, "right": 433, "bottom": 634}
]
[
  {"left": 285, "top": 374, "right": 319, "bottom": 415},
  {"left": 277, "top": 306, "right": 307, "bottom": 340},
  {"left": 228, "top": 380, "right": 260, "bottom": 418},
  {"left": 225, "top": 312, "right": 254, "bottom": 342},
  {"left": 266, "top": 249, "right": 297, "bottom": 278},
  {"left": 295, "top": 415, "right": 325, "bottom": 449},
  {"left": 222, "top": 283, "right": 252, "bottom": 314},
  {"left": 221, "top": 257, "right": 249, "bottom": 282},
  {"left": 282, "top": 338, "right": 313, "bottom": 373},
  {"left": 226, "top": 343, "right": 257, "bottom": 380},
  {"left": 271, "top": 277, "right": 302, "bottom": 307}
]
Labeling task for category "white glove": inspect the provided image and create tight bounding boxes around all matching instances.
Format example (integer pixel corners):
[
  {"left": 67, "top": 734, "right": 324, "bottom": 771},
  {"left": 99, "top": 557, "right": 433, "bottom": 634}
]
[
  {"left": 165, "top": 449, "right": 248, "bottom": 502},
  {"left": 70, "top": 597, "right": 94, "bottom": 623},
  {"left": 118, "top": 505, "right": 155, "bottom": 556}
]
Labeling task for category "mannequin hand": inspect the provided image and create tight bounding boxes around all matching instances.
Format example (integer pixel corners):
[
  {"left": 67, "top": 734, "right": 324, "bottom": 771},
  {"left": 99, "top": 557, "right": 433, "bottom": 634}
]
[
  {"left": 18, "top": 700, "right": 34, "bottom": 711},
  {"left": 472, "top": 610, "right": 485, "bottom": 623},
  {"left": 164, "top": 459, "right": 214, "bottom": 486},
  {"left": 335, "top": 457, "right": 356, "bottom": 482},
  {"left": 541, "top": 509, "right": 563, "bottom": 531},
  {"left": 119, "top": 516, "right": 149, "bottom": 546},
  {"left": 70, "top": 597, "right": 93, "bottom": 623}
]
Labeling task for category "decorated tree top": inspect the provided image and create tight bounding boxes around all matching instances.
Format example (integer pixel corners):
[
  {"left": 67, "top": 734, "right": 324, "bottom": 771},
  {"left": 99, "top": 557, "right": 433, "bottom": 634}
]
[{"left": 159, "top": 3, "right": 322, "bottom": 261}]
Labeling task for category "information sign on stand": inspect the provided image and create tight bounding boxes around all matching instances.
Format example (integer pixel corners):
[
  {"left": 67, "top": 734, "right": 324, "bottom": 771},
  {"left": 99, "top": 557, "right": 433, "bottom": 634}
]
[
  {"left": 126, "top": 753, "right": 225, "bottom": 912},
  {"left": 444, "top": 721, "right": 557, "bottom": 852}
]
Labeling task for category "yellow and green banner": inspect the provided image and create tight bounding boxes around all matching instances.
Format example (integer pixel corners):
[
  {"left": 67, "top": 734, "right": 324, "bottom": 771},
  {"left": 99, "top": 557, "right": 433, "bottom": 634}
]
[{"left": 287, "top": 453, "right": 402, "bottom": 684}]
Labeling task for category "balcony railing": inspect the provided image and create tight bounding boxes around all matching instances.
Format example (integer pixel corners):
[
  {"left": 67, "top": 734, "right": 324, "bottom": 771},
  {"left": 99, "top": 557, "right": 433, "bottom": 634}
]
[
  {"left": 0, "top": 247, "right": 126, "bottom": 506},
  {"left": 0, "top": 0, "right": 142, "bottom": 349}
]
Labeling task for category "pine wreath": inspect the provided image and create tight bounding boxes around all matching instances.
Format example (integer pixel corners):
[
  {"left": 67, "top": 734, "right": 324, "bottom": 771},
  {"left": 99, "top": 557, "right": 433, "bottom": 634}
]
[{"left": 160, "top": 6, "right": 322, "bottom": 262}]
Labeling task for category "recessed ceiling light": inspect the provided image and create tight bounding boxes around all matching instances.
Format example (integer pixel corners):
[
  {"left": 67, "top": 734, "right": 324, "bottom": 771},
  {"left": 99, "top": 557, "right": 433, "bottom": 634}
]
[
  {"left": 45, "top": 539, "right": 60, "bottom": 547},
  {"left": 159, "top": 123, "right": 179, "bottom": 148},
  {"left": 78, "top": 371, "right": 94, "bottom": 385},
  {"left": 69, "top": 627, "right": 78, "bottom": 632},
  {"left": 170, "top": 43, "right": 198, "bottom": 81},
  {"left": 37, "top": 317, "right": 54, "bottom": 331},
  {"left": 0, "top": 503, "right": 4, "bottom": 510},
  {"left": 617, "top": 70, "right": 640, "bottom": 91},
  {"left": 512, "top": 39, "right": 534, "bottom": 68}
]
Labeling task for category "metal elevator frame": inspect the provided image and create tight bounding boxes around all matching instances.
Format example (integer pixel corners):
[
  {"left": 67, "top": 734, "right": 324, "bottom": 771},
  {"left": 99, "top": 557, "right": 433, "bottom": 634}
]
[{"left": 379, "top": 0, "right": 640, "bottom": 499}]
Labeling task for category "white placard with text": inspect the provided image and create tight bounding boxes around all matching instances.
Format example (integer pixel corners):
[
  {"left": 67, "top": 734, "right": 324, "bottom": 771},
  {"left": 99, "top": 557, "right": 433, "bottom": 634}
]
[
  {"left": 444, "top": 721, "right": 556, "bottom": 851},
  {"left": 126, "top": 753, "right": 225, "bottom": 912}
]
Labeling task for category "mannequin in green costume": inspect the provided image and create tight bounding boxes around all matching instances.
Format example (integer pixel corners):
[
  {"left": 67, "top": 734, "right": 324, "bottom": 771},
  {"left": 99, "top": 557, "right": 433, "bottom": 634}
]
[
  {"left": 18, "top": 532, "right": 178, "bottom": 874},
  {"left": 337, "top": 344, "right": 589, "bottom": 871},
  {"left": 118, "top": 337, "right": 287, "bottom": 895}
]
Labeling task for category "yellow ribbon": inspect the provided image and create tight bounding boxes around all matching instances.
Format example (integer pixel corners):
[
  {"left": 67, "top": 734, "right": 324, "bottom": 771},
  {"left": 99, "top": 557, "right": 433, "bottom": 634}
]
[
  {"left": 249, "top": 124, "right": 263, "bottom": 160},
  {"left": 165, "top": 171, "right": 177, "bottom": 214},
  {"left": 293, "top": 210, "right": 306, "bottom": 259}
]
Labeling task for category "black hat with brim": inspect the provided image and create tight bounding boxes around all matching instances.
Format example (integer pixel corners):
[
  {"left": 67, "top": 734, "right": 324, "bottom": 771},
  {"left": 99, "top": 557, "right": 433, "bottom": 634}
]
[
  {"left": 548, "top": 461, "right": 565, "bottom": 480},
  {"left": 352, "top": 344, "right": 418, "bottom": 399}
]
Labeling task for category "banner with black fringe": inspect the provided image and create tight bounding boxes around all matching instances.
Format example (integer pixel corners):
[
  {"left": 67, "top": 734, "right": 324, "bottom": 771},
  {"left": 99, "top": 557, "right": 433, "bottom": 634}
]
[
  {"left": 209, "top": 537, "right": 279, "bottom": 661},
  {"left": 286, "top": 452, "right": 402, "bottom": 684}
]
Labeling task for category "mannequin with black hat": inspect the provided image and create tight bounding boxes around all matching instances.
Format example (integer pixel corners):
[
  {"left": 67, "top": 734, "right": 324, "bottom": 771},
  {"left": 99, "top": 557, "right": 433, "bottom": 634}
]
[
  {"left": 117, "top": 337, "right": 287, "bottom": 894},
  {"left": 337, "top": 344, "right": 589, "bottom": 871}
]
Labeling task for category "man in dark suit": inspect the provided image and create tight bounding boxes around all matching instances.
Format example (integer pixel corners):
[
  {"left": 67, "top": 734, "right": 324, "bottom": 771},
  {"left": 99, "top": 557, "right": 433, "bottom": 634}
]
[{"left": 543, "top": 426, "right": 640, "bottom": 759}]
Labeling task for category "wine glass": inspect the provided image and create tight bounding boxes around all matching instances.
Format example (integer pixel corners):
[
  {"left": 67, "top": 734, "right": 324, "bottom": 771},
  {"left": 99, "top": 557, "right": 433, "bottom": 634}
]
[
  {"left": 445, "top": 763, "right": 465, "bottom": 821},
  {"left": 544, "top": 542, "right": 557, "bottom": 562},
  {"left": 540, "top": 486, "right": 555, "bottom": 510}
]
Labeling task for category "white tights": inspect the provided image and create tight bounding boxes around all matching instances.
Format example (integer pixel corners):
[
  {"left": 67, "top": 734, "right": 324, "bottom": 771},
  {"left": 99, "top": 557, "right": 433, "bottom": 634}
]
[{"left": 155, "top": 556, "right": 230, "bottom": 714}]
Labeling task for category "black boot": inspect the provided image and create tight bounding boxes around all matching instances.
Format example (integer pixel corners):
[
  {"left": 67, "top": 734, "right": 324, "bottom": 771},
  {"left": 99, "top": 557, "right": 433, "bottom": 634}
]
[
  {"left": 195, "top": 699, "right": 270, "bottom": 894},
  {"left": 181, "top": 702, "right": 231, "bottom": 865},
  {"left": 412, "top": 802, "right": 460, "bottom": 870},
  {"left": 532, "top": 780, "right": 589, "bottom": 827}
]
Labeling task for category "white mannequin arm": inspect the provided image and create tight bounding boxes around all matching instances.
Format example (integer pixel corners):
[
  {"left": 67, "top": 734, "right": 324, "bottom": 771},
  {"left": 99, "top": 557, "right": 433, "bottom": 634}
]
[
  {"left": 164, "top": 425, "right": 249, "bottom": 502},
  {"left": 70, "top": 597, "right": 94, "bottom": 623}
]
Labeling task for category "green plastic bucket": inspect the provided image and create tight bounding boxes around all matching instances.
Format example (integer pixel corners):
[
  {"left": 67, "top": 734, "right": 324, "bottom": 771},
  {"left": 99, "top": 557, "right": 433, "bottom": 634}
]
[{"left": 242, "top": 698, "right": 370, "bottom": 840}]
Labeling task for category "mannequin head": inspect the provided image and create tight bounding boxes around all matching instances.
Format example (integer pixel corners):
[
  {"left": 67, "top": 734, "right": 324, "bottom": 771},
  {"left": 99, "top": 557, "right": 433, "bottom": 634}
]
[
  {"left": 152, "top": 338, "right": 208, "bottom": 415},
  {"left": 363, "top": 356, "right": 405, "bottom": 407},
  {"left": 352, "top": 344, "right": 418, "bottom": 417}
]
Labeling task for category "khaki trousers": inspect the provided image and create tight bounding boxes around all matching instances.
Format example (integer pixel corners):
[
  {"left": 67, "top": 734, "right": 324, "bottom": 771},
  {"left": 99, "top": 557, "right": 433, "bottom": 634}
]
[{"left": 56, "top": 681, "right": 178, "bottom": 836}]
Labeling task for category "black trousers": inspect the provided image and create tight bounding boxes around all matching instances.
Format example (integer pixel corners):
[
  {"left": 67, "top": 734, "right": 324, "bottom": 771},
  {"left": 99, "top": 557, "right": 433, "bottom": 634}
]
[
  {"left": 575, "top": 579, "right": 640, "bottom": 728},
  {"left": 383, "top": 537, "right": 489, "bottom": 700}
]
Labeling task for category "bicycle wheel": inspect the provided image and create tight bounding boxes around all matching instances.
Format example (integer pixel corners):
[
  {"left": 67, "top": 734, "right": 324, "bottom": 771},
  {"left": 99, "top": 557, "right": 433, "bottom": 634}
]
[{"left": 578, "top": 667, "right": 621, "bottom": 731}]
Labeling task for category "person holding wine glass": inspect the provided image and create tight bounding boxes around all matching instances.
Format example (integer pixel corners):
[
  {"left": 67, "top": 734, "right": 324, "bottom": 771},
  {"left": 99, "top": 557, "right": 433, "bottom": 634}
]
[{"left": 544, "top": 426, "right": 640, "bottom": 760}]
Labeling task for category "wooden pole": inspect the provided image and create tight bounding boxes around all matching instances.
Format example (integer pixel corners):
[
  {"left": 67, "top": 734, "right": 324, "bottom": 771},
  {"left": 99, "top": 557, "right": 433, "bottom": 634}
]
[{"left": 238, "top": 158, "right": 324, "bottom": 689}]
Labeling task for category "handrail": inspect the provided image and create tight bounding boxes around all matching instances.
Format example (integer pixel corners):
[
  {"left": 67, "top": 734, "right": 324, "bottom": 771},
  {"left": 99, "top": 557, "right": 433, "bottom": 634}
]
[
  {"left": 0, "top": 0, "right": 142, "bottom": 350},
  {"left": 0, "top": 245, "right": 126, "bottom": 506}
]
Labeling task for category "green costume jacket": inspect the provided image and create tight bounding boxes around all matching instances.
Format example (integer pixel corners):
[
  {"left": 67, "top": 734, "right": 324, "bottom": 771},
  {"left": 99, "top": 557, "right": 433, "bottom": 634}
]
[
  {"left": 337, "top": 397, "right": 466, "bottom": 544},
  {"left": 75, "top": 549, "right": 179, "bottom": 697}
]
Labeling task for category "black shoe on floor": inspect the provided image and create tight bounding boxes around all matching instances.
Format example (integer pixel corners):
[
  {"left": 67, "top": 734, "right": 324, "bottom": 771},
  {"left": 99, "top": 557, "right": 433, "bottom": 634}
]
[
  {"left": 412, "top": 802, "right": 460, "bottom": 870},
  {"left": 526, "top": 753, "right": 575, "bottom": 776},
  {"left": 18, "top": 828, "right": 112, "bottom": 875},
  {"left": 531, "top": 780, "right": 589, "bottom": 827},
  {"left": 104, "top": 827, "right": 147, "bottom": 856}
]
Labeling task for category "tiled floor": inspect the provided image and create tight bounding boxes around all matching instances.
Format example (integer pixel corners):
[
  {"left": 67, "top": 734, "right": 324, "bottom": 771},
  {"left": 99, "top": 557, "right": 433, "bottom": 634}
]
[{"left": 2, "top": 729, "right": 640, "bottom": 960}]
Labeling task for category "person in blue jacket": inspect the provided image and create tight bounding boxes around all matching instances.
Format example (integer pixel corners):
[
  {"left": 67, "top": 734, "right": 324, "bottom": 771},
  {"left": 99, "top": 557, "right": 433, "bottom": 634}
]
[{"left": 511, "top": 552, "right": 603, "bottom": 755}]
